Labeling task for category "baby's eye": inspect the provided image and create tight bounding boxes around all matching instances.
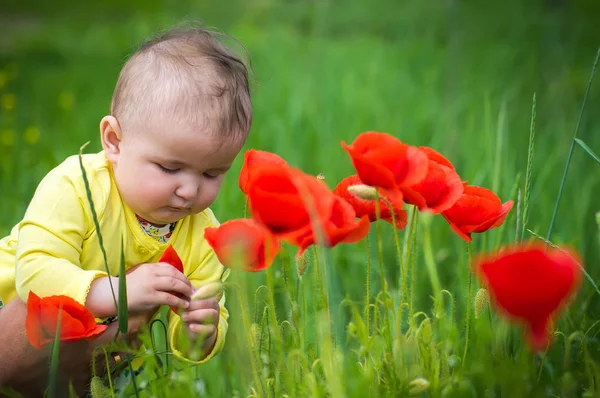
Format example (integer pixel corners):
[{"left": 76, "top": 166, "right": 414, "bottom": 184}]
[
  {"left": 157, "top": 164, "right": 180, "bottom": 174},
  {"left": 203, "top": 172, "right": 220, "bottom": 179}
]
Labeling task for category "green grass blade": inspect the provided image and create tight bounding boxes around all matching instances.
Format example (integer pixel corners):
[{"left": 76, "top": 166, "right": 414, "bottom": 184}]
[
  {"left": 521, "top": 93, "right": 536, "bottom": 241},
  {"left": 118, "top": 236, "right": 128, "bottom": 335},
  {"left": 48, "top": 307, "right": 62, "bottom": 398},
  {"left": 529, "top": 229, "right": 600, "bottom": 298},
  {"left": 574, "top": 138, "right": 600, "bottom": 164},
  {"left": 78, "top": 142, "right": 118, "bottom": 312},
  {"left": 547, "top": 48, "right": 600, "bottom": 241},
  {"left": 492, "top": 99, "right": 506, "bottom": 194}
]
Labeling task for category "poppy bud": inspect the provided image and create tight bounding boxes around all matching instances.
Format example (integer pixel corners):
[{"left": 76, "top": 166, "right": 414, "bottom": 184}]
[
  {"left": 347, "top": 184, "right": 378, "bottom": 201},
  {"left": 474, "top": 288, "right": 489, "bottom": 319},
  {"left": 409, "top": 378, "right": 430, "bottom": 394},
  {"left": 296, "top": 249, "right": 310, "bottom": 278}
]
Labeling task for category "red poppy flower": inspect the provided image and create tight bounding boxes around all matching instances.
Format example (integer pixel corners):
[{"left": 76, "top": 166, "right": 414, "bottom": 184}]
[
  {"left": 25, "top": 291, "right": 107, "bottom": 349},
  {"left": 159, "top": 245, "right": 185, "bottom": 312},
  {"left": 239, "top": 149, "right": 288, "bottom": 194},
  {"left": 247, "top": 164, "right": 334, "bottom": 239},
  {"left": 402, "top": 147, "right": 464, "bottom": 214},
  {"left": 341, "top": 131, "right": 429, "bottom": 202},
  {"left": 333, "top": 174, "right": 407, "bottom": 229},
  {"left": 204, "top": 219, "right": 280, "bottom": 272},
  {"left": 442, "top": 185, "right": 513, "bottom": 242},
  {"left": 292, "top": 195, "right": 371, "bottom": 255},
  {"left": 247, "top": 164, "right": 370, "bottom": 254},
  {"left": 476, "top": 243, "right": 582, "bottom": 350}
]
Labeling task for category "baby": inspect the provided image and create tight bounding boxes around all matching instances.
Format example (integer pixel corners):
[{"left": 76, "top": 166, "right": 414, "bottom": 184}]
[{"left": 0, "top": 24, "right": 252, "bottom": 392}]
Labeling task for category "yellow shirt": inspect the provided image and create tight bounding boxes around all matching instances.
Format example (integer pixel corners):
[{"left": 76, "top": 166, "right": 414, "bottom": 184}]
[{"left": 0, "top": 151, "right": 229, "bottom": 364}]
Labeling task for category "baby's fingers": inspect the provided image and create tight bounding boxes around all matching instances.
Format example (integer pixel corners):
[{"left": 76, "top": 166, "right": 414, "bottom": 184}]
[
  {"left": 154, "top": 276, "right": 194, "bottom": 299},
  {"left": 187, "top": 323, "right": 217, "bottom": 337},
  {"left": 154, "top": 291, "right": 190, "bottom": 310},
  {"left": 156, "top": 262, "right": 193, "bottom": 286}
]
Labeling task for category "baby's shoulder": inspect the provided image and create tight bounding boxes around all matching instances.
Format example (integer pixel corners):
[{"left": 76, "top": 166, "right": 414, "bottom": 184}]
[{"left": 36, "top": 151, "right": 112, "bottom": 214}]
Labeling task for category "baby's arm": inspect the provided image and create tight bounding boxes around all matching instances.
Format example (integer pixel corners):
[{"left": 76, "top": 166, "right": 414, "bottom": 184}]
[
  {"left": 16, "top": 161, "right": 193, "bottom": 319},
  {"left": 167, "top": 238, "right": 230, "bottom": 364},
  {"left": 15, "top": 165, "right": 110, "bottom": 314}
]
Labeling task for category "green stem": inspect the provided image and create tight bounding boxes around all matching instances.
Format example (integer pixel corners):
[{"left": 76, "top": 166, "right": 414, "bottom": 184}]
[
  {"left": 374, "top": 199, "right": 387, "bottom": 294},
  {"left": 233, "top": 282, "right": 264, "bottom": 397},
  {"left": 379, "top": 196, "right": 404, "bottom": 336},
  {"left": 462, "top": 242, "right": 473, "bottom": 364},
  {"left": 282, "top": 253, "right": 301, "bottom": 346},
  {"left": 313, "top": 245, "right": 327, "bottom": 312},
  {"left": 422, "top": 217, "right": 442, "bottom": 314},
  {"left": 405, "top": 207, "right": 419, "bottom": 328},
  {"left": 365, "top": 235, "right": 371, "bottom": 338},
  {"left": 547, "top": 48, "right": 599, "bottom": 242}
]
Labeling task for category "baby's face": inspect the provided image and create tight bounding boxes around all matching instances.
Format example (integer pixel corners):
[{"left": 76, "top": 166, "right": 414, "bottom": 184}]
[{"left": 112, "top": 119, "right": 244, "bottom": 225}]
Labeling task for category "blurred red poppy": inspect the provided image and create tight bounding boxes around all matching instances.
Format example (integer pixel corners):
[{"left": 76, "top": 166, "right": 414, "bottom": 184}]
[
  {"left": 333, "top": 174, "right": 407, "bottom": 229},
  {"left": 239, "top": 149, "right": 288, "bottom": 194},
  {"left": 25, "top": 291, "right": 107, "bottom": 350},
  {"left": 402, "top": 146, "right": 464, "bottom": 214},
  {"left": 204, "top": 219, "right": 280, "bottom": 272},
  {"left": 341, "top": 131, "right": 429, "bottom": 202},
  {"left": 476, "top": 243, "right": 582, "bottom": 350},
  {"left": 442, "top": 185, "right": 513, "bottom": 242}
]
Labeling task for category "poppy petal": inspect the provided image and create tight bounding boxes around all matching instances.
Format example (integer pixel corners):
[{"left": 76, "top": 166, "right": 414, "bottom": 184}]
[
  {"left": 204, "top": 219, "right": 280, "bottom": 272},
  {"left": 239, "top": 149, "right": 289, "bottom": 194},
  {"left": 159, "top": 245, "right": 184, "bottom": 274}
]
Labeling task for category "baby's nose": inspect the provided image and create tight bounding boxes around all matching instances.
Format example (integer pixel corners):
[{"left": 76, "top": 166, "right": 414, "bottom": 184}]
[{"left": 175, "top": 183, "right": 199, "bottom": 201}]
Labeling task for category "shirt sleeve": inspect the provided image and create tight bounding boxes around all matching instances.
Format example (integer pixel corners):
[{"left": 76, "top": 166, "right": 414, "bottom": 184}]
[
  {"left": 15, "top": 163, "right": 108, "bottom": 305},
  {"left": 167, "top": 226, "right": 230, "bottom": 365}
]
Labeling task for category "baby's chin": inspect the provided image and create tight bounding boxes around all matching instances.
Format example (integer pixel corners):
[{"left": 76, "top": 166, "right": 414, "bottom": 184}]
[{"left": 142, "top": 207, "right": 203, "bottom": 226}]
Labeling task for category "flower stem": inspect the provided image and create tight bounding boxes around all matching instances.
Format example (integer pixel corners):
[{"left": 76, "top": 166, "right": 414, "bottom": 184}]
[
  {"left": 365, "top": 235, "right": 371, "bottom": 338},
  {"left": 374, "top": 199, "right": 387, "bottom": 294},
  {"left": 422, "top": 215, "right": 442, "bottom": 316},
  {"left": 405, "top": 207, "right": 419, "bottom": 329},
  {"left": 462, "top": 242, "right": 473, "bottom": 364},
  {"left": 233, "top": 282, "right": 264, "bottom": 397}
]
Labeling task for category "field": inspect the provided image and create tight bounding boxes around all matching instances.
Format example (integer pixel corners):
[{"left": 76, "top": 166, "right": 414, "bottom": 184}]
[{"left": 1, "top": 1, "right": 600, "bottom": 396}]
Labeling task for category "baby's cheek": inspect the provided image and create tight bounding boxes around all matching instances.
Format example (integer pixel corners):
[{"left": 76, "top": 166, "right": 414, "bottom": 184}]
[{"left": 199, "top": 182, "right": 222, "bottom": 207}]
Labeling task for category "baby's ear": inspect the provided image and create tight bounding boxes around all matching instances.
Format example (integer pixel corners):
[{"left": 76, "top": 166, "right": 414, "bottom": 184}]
[{"left": 100, "top": 116, "right": 122, "bottom": 161}]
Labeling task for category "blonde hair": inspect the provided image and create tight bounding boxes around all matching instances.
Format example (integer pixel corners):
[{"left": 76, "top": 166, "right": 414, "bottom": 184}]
[{"left": 110, "top": 24, "right": 252, "bottom": 139}]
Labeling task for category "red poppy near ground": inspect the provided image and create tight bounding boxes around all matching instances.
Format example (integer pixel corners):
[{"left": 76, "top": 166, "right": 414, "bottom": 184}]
[
  {"left": 333, "top": 174, "right": 408, "bottom": 229},
  {"left": 476, "top": 243, "right": 582, "bottom": 351},
  {"left": 239, "top": 149, "right": 289, "bottom": 194},
  {"left": 402, "top": 146, "right": 464, "bottom": 214},
  {"left": 159, "top": 245, "right": 186, "bottom": 312},
  {"left": 25, "top": 291, "right": 107, "bottom": 349},
  {"left": 247, "top": 164, "right": 370, "bottom": 255},
  {"left": 341, "top": 131, "right": 429, "bottom": 202},
  {"left": 442, "top": 185, "right": 513, "bottom": 242},
  {"left": 204, "top": 219, "right": 280, "bottom": 272}
]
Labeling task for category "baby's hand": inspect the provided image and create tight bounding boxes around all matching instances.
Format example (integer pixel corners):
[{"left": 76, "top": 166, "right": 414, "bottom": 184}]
[
  {"left": 125, "top": 262, "right": 193, "bottom": 313},
  {"left": 180, "top": 296, "right": 220, "bottom": 355}
]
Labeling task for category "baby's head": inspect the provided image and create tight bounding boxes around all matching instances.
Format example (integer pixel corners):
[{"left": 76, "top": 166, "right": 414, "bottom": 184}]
[{"left": 100, "top": 25, "right": 252, "bottom": 225}]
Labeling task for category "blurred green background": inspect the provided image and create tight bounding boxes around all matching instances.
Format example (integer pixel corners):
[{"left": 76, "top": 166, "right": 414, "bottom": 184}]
[
  {"left": 2, "top": 0, "right": 599, "bottom": 277},
  {"left": 1, "top": 0, "right": 600, "bottom": 394}
]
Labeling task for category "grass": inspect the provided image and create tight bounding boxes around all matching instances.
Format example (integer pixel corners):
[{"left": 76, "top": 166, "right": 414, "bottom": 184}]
[{"left": 1, "top": 1, "right": 600, "bottom": 396}]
